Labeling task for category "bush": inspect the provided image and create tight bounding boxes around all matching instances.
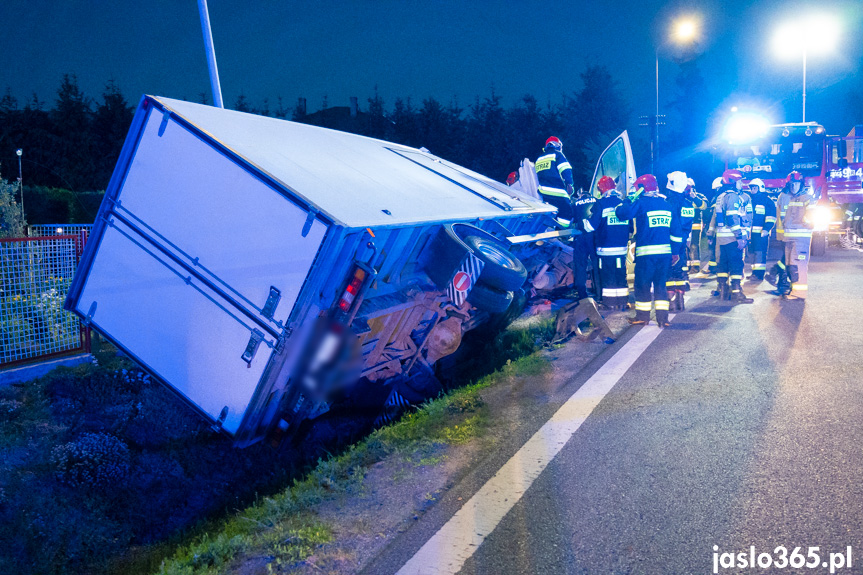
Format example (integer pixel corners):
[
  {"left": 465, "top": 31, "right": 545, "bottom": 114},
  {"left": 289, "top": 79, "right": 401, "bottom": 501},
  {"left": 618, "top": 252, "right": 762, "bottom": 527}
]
[{"left": 51, "top": 432, "right": 130, "bottom": 488}]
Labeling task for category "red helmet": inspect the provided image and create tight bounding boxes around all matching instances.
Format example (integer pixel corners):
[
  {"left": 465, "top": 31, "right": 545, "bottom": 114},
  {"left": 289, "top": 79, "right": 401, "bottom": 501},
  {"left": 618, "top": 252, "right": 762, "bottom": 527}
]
[
  {"left": 597, "top": 175, "right": 616, "bottom": 192},
  {"left": 786, "top": 171, "right": 804, "bottom": 183},
  {"left": 633, "top": 174, "right": 658, "bottom": 192},
  {"left": 545, "top": 136, "right": 563, "bottom": 151},
  {"left": 722, "top": 169, "right": 744, "bottom": 185},
  {"left": 506, "top": 171, "right": 518, "bottom": 186}
]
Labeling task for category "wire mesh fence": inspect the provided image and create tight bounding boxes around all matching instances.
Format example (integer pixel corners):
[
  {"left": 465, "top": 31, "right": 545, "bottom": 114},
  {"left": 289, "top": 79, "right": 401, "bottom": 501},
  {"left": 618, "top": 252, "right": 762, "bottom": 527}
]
[
  {"left": 28, "top": 224, "right": 94, "bottom": 237},
  {"left": 0, "top": 235, "right": 87, "bottom": 367}
]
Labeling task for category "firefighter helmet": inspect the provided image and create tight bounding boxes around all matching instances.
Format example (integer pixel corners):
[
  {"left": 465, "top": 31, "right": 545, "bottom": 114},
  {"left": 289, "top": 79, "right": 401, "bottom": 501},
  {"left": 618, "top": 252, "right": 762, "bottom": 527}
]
[
  {"left": 687, "top": 177, "right": 696, "bottom": 191},
  {"left": 506, "top": 172, "right": 518, "bottom": 186},
  {"left": 749, "top": 178, "right": 766, "bottom": 192},
  {"left": 666, "top": 171, "right": 689, "bottom": 193},
  {"left": 712, "top": 177, "right": 723, "bottom": 190},
  {"left": 722, "top": 169, "right": 744, "bottom": 185},
  {"left": 786, "top": 171, "right": 804, "bottom": 184},
  {"left": 545, "top": 136, "right": 563, "bottom": 152},
  {"left": 597, "top": 175, "right": 616, "bottom": 193},
  {"left": 633, "top": 174, "right": 659, "bottom": 192}
]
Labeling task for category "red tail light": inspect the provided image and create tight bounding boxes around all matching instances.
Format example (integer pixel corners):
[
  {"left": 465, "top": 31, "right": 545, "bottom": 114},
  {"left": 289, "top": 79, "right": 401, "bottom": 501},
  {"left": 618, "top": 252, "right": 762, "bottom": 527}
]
[{"left": 337, "top": 268, "right": 367, "bottom": 312}]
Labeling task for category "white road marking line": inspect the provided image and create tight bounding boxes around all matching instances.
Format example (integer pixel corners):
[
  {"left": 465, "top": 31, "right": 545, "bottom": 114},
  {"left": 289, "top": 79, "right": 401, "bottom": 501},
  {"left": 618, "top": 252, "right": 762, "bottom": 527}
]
[{"left": 395, "top": 324, "right": 665, "bottom": 575}]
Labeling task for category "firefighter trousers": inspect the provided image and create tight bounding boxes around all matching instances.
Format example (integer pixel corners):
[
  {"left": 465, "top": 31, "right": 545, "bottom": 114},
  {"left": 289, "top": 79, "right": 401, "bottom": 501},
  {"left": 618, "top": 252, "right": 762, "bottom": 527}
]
[
  {"left": 749, "top": 234, "right": 770, "bottom": 279},
  {"left": 597, "top": 254, "right": 628, "bottom": 308},
  {"left": 785, "top": 236, "right": 811, "bottom": 298},
  {"left": 666, "top": 242, "right": 689, "bottom": 291},
  {"left": 717, "top": 242, "right": 744, "bottom": 288},
  {"left": 634, "top": 254, "right": 671, "bottom": 324},
  {"left": 688, "top": 228, "right": 702, "bottom": 268},
  {"left": 707, "top": 234, "right": 717, "bottom": 272}
]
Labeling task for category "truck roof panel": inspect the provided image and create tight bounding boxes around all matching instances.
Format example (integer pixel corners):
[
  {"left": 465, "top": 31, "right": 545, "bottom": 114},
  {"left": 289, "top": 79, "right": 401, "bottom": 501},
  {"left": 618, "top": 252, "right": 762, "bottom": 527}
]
[{"left": 151, "top": 96, "right": 554, "bottom": 229}]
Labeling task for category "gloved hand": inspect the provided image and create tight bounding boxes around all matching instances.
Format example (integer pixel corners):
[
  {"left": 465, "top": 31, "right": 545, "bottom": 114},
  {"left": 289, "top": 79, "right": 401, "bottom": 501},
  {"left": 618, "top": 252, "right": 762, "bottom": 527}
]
[
  {"left": 736, "top": 238, "right": 747, "bottom": 251},
  {"left": 627, "top": 187, "right": 643, "bottom": 202},
  {"left": 671, "top": 255, "right": 680, "bottom": 266},
  {"left": 761, "top": 230, "right": 770, "bottom": 237}
]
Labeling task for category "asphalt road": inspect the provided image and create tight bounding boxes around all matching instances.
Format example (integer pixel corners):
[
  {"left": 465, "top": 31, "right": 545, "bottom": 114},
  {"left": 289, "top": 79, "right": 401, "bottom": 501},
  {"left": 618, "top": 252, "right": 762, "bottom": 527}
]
[{"left": 365, "top": 246, "right": 863, "bottom": 575}]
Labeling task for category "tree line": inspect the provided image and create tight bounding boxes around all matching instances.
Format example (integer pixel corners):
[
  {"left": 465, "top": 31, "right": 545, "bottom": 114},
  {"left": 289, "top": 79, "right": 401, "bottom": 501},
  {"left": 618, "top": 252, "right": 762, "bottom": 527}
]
[{"left": 0, "top": 63, "right": 716, "bottom": 226}]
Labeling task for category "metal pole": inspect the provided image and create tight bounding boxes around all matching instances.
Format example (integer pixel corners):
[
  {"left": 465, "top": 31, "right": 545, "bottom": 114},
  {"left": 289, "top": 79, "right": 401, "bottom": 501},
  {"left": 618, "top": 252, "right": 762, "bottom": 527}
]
[
  {"left": 16, "top": 149, "right": 23, "bottom": 223},
  {"left": 197, "top": 0, "right": 224, "bottom": 108},
  {"left": 653, "top": 49, "right": 659, "bottom": 174},
  {"left": 802, "top": 48, "right": 807, "bottom": 123}
]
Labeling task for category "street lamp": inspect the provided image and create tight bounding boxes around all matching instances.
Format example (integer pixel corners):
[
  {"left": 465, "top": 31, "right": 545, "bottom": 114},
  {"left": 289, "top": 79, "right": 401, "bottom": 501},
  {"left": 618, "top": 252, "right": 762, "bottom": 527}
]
[
  {"left": 653, "top": 17, "right": 699, "bottom": 173},
  {"left": 16, "top": 148, "right": 23, "bottom": 222},
  {"left": 772, "top": 14, "right": 839, "bottom": 122}
]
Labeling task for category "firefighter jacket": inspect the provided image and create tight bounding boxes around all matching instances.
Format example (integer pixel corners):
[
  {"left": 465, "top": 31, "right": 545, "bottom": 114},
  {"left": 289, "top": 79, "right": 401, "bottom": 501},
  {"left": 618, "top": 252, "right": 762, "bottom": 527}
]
[
  {"left": 615, "top": 192, "right": 682, "bottom": 257},
  {"left": 712, "top": 186, "right": 746, "bottom": 246},
  {"left": 751, "top": 192, "right": 777, "bottom": 236},
  {"left": 780, "top": 190, "right": 815, "bottom": 240},
  {"left": 739, "top": 192, "right": 753, "bottom": 239},
  {"left": 573, "top": 192, "right": 597, "bottom": 233},
  {"left": 589, "top": 192, "right": 629, "bottom": 256},
  {"left": 666, "top": 191, "right": 696, "bottom": 244},
  {"left": 535, "top": 149, "right": 574, "bottom": 194}
]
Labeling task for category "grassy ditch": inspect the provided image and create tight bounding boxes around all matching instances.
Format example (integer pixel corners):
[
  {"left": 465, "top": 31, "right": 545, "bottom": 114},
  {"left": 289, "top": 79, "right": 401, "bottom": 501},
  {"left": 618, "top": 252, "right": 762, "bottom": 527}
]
[
  {"left": 155, "top": 351, "right": 552, "bottom": 575},
  {"left": 0, "top": 319, "right": 555, "bottom": 575}
]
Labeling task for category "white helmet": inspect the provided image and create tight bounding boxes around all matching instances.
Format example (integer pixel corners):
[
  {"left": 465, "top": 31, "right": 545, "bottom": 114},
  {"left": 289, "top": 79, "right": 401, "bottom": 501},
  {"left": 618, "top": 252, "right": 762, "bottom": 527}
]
[
  {"left": 666, "top": 171, "right": 688, "bottom": 193},
  {"left": 749, "top": 178, "right": 766, "bottom": 192},
  {"left": 712, "top": 177, "right": 723, "bottom": 190},
  {"left": 687, "top": 177, "right": 696, "bottom": 189}
]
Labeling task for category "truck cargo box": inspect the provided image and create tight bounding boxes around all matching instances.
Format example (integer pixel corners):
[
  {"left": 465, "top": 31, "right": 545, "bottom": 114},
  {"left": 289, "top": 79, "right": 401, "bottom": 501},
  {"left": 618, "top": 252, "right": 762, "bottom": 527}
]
[{"left": 67, "top": 96, "right": 556, "bottom": 445}]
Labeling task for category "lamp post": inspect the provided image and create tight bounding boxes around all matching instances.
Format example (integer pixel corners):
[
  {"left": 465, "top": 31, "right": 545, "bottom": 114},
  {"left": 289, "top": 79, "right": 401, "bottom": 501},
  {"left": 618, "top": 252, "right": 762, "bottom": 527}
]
[
  {"left": 16, "top": 148, "right": 23, "bottom": 222},
  {"left": 653, "top": 18, "right": 698, "bottom": 173},
  {"left": 773, "top": 15, "right": 839, "bottom": 123}
]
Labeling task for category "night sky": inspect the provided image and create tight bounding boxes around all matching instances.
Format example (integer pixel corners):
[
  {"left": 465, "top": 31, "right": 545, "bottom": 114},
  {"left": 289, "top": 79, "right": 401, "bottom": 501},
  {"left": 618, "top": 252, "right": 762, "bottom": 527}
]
[{"left": 2, "top": 0, "right": 862, "bottom": 135}]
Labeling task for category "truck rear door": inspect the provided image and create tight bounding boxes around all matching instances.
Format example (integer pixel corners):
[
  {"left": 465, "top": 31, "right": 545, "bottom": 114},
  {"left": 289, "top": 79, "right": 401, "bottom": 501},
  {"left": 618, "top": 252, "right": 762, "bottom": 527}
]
[{"left": 67, "top": 101, "right": 328, "bottom": 435}]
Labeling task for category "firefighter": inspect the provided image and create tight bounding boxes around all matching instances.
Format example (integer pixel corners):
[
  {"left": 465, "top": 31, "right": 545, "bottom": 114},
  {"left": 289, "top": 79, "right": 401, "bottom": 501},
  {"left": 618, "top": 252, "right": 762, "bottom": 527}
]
[
  {"left": 615, "top": 174, "right": 682, "bottom": 327},
  {"left": 713, "top": 169, "right": 753, "bottom": 303},
  {"left": 775, "top": 171, "right": 814, "bottom": 298},
  {"left": 766, "top": 182, "right": 791, "bottom": 294},
  {"left": 535, "top": 136, "right": 575, "bottom": 225},
  {"left": 686, "top": 177, "right": 709, "bottom": 277},
  {"left": 664, "top": 171, "right": 694, "bottom": 310},
  {"left": 589, "top": 175, "right": 629, "bottom": 309},
  {"left": 702, "top": 177, "right": 724, "bottom": 274},
  {"left": 747, "top": 178, "right": 777, "bottom": 281}
]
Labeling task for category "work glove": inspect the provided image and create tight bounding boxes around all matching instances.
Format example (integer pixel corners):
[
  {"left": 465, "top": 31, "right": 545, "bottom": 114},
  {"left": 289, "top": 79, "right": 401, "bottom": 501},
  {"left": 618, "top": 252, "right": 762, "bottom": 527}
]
[
  {"left": 736, "top": 238, "right": 747, "bottom": 251},
  {"left": 671, "top": 255, "right": 680, "bottom": 266},
  {"left": 627, "top": 187, "right": 643, "bottom": 202},
  {"left": 761, "top": 230, "right": 770, "bottom": 237}
]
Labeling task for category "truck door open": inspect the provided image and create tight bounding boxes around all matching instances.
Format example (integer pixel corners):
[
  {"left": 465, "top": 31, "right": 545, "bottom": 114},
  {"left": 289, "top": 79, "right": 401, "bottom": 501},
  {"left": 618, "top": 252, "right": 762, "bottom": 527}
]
[{"left": 588, "top": 131, "right": 637, "bottom": 197}]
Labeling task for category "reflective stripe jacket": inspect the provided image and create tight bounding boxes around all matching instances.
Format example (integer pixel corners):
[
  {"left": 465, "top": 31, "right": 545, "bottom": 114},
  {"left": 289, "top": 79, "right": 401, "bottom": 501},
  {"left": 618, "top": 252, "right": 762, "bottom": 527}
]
[
  {"left": 739, "top": 192, "right": 753, "bottom": 239},
  {"left": 615, "top": 193, "right": 681, "bottom": 257},
  {"left": 535, "top": 150, "right": 574, "bottom": 192},
  {"left": 750, "top": 192, "right": 777, "bottom": 235},
  {"left": 589, "top": 193, "right": 630, "bottom": 256},
  {"left": 710, "top": 186, "right": 745, "bottom": 245},
  {"left": 665, "top": 191, "right": 696, "bottom": 245},
  {"left": 780, "top": 191, "right": 815, "bottom": 239},
  {"left": 690, "top": 192, "right": 709, "bottom": 231}
]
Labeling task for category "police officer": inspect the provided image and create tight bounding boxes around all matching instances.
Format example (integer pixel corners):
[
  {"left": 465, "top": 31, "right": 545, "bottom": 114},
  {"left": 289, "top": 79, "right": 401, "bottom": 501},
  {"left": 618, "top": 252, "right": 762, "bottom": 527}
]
[
  {"left": 747, "top": 178, "right": 777, "bottom": 281},
  {"left": 664, "top": 171, "right": 694, "bottom": 310},
  {"left": 589, "top": 175, "right": 630, "bottom": 309},
  {"left": 776, "top": 171, "right": 814, "bottom": 298},
  {"left": 572, "top": 187, "right": 597, "bottom": 299},
  {"left": 615, "top": 174, "right": 682, "bottom": 327},
  {"left": 713, "top": 169, "right": 753, "bottom": 304}
]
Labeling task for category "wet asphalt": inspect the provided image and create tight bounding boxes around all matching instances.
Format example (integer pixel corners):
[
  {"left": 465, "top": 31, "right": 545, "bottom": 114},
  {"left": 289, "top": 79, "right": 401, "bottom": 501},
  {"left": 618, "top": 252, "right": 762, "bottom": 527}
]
[{"left": 365, "top": 247, "right": 863, "bottom": 575}]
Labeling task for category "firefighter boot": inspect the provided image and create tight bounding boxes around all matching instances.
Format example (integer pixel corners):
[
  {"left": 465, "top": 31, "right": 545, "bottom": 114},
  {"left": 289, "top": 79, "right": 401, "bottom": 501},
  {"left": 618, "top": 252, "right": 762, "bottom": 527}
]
[
  {"left": 677, "top": 289, "right": 685, "bottom": 310},
  {"left": 656, "top": 309, "right": 671, "bottom": 328},
  {"left": 773, "top": 269, "right": 791, "bottom": 296},
  {"left": 730, "top": 279, "right": 753, "bottom": 304}
]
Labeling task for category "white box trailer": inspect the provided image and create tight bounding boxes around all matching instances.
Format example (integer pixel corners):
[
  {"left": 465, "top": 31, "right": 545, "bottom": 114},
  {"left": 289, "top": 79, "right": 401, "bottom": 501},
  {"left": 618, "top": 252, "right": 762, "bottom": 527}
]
[{"left": 66, "top": 96, "right": 563, "bottom": 447}]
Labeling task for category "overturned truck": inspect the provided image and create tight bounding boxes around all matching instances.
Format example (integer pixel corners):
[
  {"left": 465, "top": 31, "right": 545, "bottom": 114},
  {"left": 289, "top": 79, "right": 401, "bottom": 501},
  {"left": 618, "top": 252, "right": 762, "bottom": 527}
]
[{"left": 66, "top": 96, "right": 632, "bottom": 447}]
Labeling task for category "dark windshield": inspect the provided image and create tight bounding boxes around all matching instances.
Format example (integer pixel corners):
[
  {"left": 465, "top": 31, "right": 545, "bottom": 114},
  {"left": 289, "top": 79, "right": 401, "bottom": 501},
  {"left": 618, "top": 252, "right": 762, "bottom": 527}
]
[{"left": 729, "top": 126, "right": 824, "bottom": 178}]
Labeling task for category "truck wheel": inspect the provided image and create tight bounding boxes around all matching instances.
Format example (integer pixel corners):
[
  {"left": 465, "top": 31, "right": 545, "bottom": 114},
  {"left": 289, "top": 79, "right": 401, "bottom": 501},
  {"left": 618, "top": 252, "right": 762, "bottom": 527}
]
[
  {"left": 464, "top": 236, "right": 527, "bottom": 291},
  {"left": 467, "top": 282, "right": 513, "bottom": 314},
  {"left": 811, "top": 231, "right": 827, "bottom": 257}
]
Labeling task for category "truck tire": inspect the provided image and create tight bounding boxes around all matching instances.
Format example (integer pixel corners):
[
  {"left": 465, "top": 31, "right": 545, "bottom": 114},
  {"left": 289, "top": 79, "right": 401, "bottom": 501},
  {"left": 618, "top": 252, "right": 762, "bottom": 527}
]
[
  {"left": 422, "top": 224, "right": 475, "bottom": 289},
  {"left": 811, "top": 231, "right": 827, "bottom": 257},
  {"left": 463, "top": 236, "right": 527, "bottom": 291},
  {"left": 467, "top": 282, "right": 513, "bottom": 314}
]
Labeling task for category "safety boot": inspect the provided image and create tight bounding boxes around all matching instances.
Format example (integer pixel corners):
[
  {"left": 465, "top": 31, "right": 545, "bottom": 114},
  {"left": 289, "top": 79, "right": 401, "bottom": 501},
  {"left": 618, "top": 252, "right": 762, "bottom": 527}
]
[
  {"left": 730, "top": 280, "right": 753, "bottom": 304},
  {"left": 677, "top": 289, "right": 685, "bottom": 310},
  {"left": 656, "top": 310, "right": 671, "bottom": 328},
  {"left": 720, "top": 282, "right": 730, "bottom": 301}
]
